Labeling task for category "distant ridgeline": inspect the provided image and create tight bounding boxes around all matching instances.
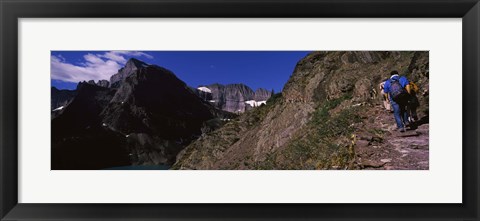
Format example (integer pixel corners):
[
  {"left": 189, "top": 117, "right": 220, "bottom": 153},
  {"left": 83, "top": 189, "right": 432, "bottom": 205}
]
[
  {"left": 51, "top": 58, "right": 272, "bottom": 170},
  {"left": 192, "top": 84, "right": 272, "bottom": 114},
  {"left": 51, "top": 58, "right": 272, "bottom": 115}
]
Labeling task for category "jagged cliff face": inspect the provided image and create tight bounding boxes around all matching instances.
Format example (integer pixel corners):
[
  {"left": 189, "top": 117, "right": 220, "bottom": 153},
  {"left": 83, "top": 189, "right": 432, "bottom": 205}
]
[
  {"left": 174, "top": 51, "right": 429, "bottom": 170},
  {"left": 193, "top": 83, "right": 272, "bottom": 113},
  {"left": 254, "top": 88, "right": 272, "bottom": 101},
  {"left": 110, "top": 58, "right": 148, "bottom": 88},
  {"left": 85, "top": 79, "right": 110, "bottom": 88}
]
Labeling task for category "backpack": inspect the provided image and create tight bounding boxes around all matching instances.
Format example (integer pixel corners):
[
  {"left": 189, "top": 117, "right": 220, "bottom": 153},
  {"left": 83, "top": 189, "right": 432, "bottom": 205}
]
[
  {"left": 389, "top": 78, "right": 408, "bottom": 102},
  {"left": 409, "top": 82, "right": 419, "bottom": 94}
]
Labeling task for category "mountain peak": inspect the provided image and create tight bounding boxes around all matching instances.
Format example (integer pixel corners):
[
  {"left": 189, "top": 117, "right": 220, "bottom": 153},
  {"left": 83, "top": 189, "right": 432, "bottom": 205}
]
[
  {"left": 110, "top": 58, "right": 149, "bottom": 87},
  {"left": 125, "top": 58, "right": 148, "bottom": 68}
]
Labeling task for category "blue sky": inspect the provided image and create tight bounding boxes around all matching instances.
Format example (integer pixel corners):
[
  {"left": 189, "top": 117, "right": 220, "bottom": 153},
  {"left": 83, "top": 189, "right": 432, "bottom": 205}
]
[{"left": 51, "top": 51, "right": 311, "bottom": 93}]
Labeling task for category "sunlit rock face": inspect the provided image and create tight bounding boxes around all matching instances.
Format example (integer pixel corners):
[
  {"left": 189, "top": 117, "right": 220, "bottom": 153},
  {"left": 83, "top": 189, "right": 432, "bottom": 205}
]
[
  {"left": 193, "top": 83, "right": 272, "bottom": 113},
  {"left": 110, "top": 58, "right": 149, "bottom": 88}
]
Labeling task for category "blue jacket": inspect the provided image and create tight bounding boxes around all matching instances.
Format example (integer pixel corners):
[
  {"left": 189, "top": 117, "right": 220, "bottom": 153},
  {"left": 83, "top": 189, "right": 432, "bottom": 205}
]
[{"left": 383, "top": 75, "right": 409, "bottom": 94}]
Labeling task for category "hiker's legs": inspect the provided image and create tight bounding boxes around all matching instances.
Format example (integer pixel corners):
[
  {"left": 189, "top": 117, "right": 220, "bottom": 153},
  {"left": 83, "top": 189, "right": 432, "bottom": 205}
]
[
  {"left": 382, "top": 93, "right": 390, "bottom": 110},
  {"left": 390, "top": 99, "right": 405, "bottom": 129},
  {"left": 399, "top": 103, "right": 409, "bottom": 126},
  {"left": 410, "top": 106, "right": 418, "bottom": 121},
  {"left": 409, "top": 95, "right": 419, "bottom": 121},
  {"left": 407, "top": 105, "right": 418, "bottom": 122}
]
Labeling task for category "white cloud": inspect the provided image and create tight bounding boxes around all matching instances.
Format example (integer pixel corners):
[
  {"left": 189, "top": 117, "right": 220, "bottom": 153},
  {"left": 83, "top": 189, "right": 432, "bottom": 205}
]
[
  {"left": 99, "top": 51, "right": 153, "bottom": 64},
  {"left": 118, "top": 51, "right": 154, "bottom": 60},
  {"left": 51, "top": 51, "right": 153, "bottom": 83},
  {"left": 101, "top": 52, "right": 127, "bottom": 63},
  {"left": 84, "top": 53, "right": 105, "bottom": 64},
  {"left": 56, "top": 54, "right": 66, "bottom": 62}
]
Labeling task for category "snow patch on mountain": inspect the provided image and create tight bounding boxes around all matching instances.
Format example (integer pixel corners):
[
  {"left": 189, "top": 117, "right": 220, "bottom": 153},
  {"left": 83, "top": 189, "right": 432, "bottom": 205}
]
[
  {"left": 197, "top": 87, "right": 212, "bottom": 93},
  {"left": 245, "top": 100, "right": 267, "bottom": 107},
  {"left": 53, "top": 106, "right": 64, "bottom": 111}
]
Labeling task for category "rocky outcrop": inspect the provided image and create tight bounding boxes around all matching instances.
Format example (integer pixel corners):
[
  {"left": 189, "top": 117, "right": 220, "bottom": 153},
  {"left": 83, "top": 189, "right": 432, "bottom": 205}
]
[
  {"left": 84, "top": 79, "right": 110, "bottom": 88},
  {"left": 110, "top": 58, "right": 148, "bottom": 88},
  {"left": 223, "top": 84, "right": 255, "bottom": 113},
  {"left": 174, "top": 51, "right": 430, "bottom": 170},
  {"left": 194, "top": 83, "right": 272, "bottom": 113},
  {"left": 97, "top": 80, "right": 110, "bottom": 88},
  {"left": 254, "top": 88, "right": 272, "bottom": 101}
]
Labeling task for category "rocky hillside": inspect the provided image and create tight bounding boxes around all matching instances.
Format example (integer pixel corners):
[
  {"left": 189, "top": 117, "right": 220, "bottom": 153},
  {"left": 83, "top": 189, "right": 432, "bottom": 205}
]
[
  {"left": 174, "top": 51, "right": 429, "bottom": 170},
  {"left": 193, "top": 83, "right": 272, "bottom": 113}
]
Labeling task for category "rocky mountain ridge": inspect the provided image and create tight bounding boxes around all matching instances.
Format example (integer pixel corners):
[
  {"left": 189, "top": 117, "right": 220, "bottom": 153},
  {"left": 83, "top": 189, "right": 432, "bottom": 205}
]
[
  {"left": 52, "top": 58, "right": 271, "bottom": 114},
  {"left": 193, "top": 83, "right": 272, "bottom": 113}
]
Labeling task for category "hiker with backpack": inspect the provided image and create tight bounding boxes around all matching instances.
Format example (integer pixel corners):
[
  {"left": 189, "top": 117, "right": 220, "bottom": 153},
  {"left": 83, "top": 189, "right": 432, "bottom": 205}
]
[
  {"left": 383, "top": 70, "right": 410, "bottom": 132},
  {"left": 379, "top": 80, "right": 392, "bottom": 112},
  {"left": 406, "top": 81, "right": 420, "bottom": 123}
]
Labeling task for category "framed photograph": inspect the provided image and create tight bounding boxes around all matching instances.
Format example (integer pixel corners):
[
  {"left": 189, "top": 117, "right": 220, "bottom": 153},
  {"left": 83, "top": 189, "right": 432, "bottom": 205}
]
[{"left": 1, "top": 0, "right": 478, "bottom": 220}]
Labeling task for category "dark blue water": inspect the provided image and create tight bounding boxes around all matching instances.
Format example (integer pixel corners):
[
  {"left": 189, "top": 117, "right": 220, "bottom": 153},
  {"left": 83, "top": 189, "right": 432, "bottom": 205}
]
[{"left": 104, "top": 165, "right": 171, "bottom": 170}]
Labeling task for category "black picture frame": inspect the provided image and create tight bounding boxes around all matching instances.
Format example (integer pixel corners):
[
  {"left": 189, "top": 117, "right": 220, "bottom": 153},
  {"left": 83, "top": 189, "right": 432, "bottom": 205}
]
[{"left": 1, "top": 0, "right": 479, "bottom": 220}]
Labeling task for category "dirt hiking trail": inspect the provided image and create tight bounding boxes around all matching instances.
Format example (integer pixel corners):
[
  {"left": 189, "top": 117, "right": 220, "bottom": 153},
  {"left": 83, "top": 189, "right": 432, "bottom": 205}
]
[{"left": 354, "top": 105, "right": 429, "bottom": 170}]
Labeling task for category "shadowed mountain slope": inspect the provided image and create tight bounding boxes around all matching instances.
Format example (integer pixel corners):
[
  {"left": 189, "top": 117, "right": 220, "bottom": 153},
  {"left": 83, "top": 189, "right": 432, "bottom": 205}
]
[{"left": 52, "top": 59, "right": 229, "bottom": 169}]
